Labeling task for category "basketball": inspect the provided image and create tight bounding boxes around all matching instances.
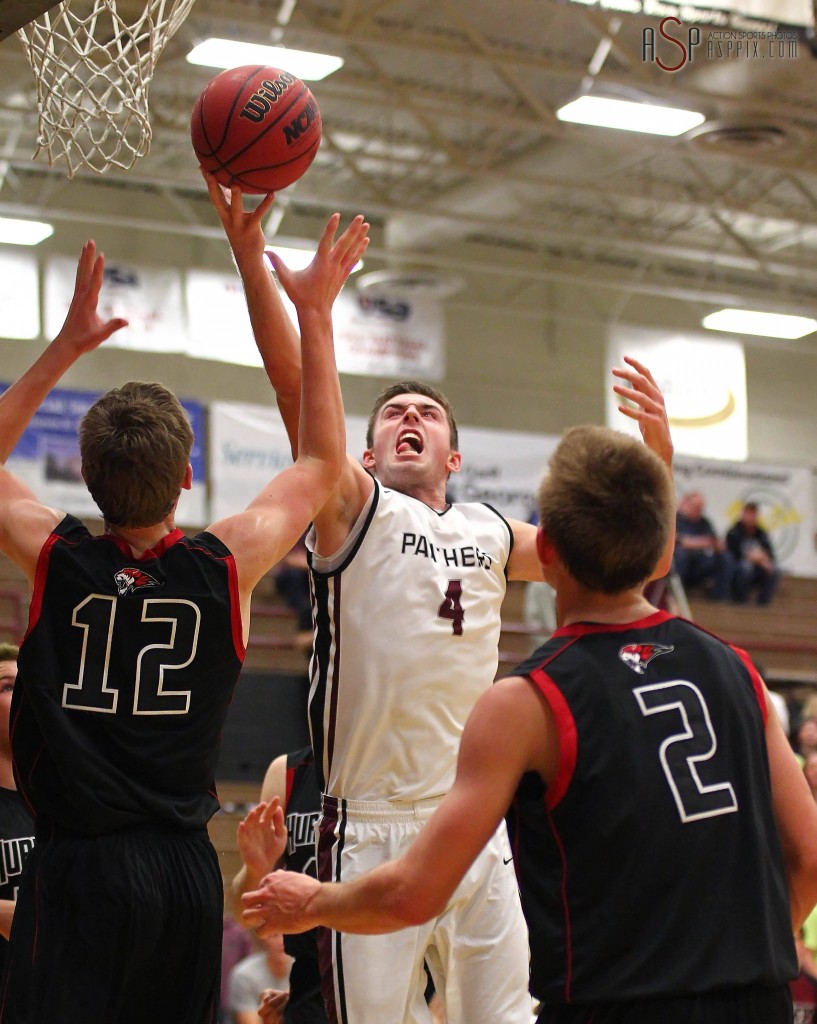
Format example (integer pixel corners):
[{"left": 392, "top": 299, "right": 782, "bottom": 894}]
[{"left": 191, "top": 65, "right": 322, "bottom": 193}]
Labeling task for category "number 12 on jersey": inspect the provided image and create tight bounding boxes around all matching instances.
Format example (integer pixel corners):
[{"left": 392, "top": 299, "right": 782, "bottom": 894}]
[{"left": 438, "top": 580, "right": 464, "bottom": 636}]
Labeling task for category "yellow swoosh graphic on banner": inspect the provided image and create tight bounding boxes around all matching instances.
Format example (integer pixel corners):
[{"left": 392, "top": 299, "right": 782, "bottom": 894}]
[{"left": 668, "top": 391, "right": 736, "bottom": 428}]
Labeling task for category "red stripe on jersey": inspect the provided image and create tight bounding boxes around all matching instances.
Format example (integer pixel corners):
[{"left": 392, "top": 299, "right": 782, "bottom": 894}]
[
  {"left": 285, "top": 764, "right": 295, "bottom": 808},
  {"left": 730, "top": 645, "right": 768, "bottom": 726},
  {"left": 99, "top": 528, "right": 184, "bottom": 560},
  {"left": 551, "top": 609, "right": 672, "bottom": 638},
  {"left": 545, "top": 802, "right": 574, "bottom": 1002},
  {"left": 224, "top": 553, "right": 245, "bottom": 661},
  {"left": 529, "top": 667, "right": 578, "bottom": 809},
  {"left": 24, "top": 531, "right": 61, "bottom": 639}
]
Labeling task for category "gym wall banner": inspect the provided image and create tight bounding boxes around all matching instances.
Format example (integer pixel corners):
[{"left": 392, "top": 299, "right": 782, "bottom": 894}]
[
  {"left": 209, "top": 402, "right": 371, "bottom": 522},
  {"left": 0, "top": 384, "right": 207, "bottom": 526},
  {"left": 606, "top": 325, "right": 748, "bottom": 462},
  {"left": 674, "top": 455, "right": 817, "bottom": 577},
  {"left": 185, "top": 267, "right": 446, "bottom": 380},
  {"left": 0, "top": 250, "right": 39, "bottom": 340},
  {"left": 45, "top": 255, "right": 187, "bottom": 353}
]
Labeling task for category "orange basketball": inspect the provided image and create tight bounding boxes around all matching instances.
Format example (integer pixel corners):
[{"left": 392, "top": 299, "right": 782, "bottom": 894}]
[{"left": 191, "top": 65, "right": 321, "bottom": 193}]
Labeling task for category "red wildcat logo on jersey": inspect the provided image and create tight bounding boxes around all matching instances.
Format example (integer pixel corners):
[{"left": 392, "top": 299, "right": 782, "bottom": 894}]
[
  {"left": 618, "top": 642, "right": 674, "bottom": 675},
  {"left": 114, "top": 567, "right": 162, "bottom": 596}
]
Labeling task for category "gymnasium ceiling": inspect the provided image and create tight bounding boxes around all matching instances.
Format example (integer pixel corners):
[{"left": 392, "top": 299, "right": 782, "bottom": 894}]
[{"left": 1, "top": 0, "right": 817, "bottom": 334}]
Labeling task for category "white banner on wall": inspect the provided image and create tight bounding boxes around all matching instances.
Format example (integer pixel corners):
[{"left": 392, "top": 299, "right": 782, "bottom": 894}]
[
  {"left": 210, "top": 400, "right": 553, "bottom": 525},
  {"left": 674, "top": 455, "right": 817, "bottom": 576},
  {"left": 184, "top": 265, "right": 445, "bottom": 380},
  {"left": 333, "top": 290, "right": 445, "bottom": 381},
  {"left": 45, "top": 257, "right": 186, "bottom": 352},
  {"left": 448, "top": 425, "right": 557, "bottom": 522},
  {"left": 0, "top": 249, "right": 39, "bottom": 339},
  {"left": 607, "top": 325, "right": 747, "bottom": 461},
  {"left": 209, "top": 399, "right": 817, "bottom": 574},
  {"left": 186, "top": 271, "right": 261, "bottom": 367}
]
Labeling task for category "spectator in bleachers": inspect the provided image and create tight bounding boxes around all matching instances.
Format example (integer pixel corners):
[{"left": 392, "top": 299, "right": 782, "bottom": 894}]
[
  {"left": 673, "top": 491, "right": 730, "bottom": 600},
  {"left": 221, "top": 910, "right": 254, "bottom": 1024},
  {"left": 725, "top": 502, "right": 781, "bottom": 606},
  {"left": 228, "top": 932, "right": 292, "bottom": 1024}
]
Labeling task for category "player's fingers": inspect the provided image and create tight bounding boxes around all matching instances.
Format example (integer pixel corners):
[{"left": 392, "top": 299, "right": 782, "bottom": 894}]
[
  {"left": 317, "top": 212, "right": 342, "bottom": 253},
  {"left": 622, "top": 354, "right": 657, "bottom": 383},
  {"left": 253, "top": 192, "right": 277, "bottom": 221}
]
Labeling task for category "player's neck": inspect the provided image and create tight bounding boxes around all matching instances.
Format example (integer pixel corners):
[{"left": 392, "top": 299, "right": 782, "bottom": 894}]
[
  {"left": 390, "top": 479, "right": 449, "bottom": 511},
  {"left": 556, "top": 581, "right": 655, "bottom": 628},
  {"left": 106, "top": 516, "right": 177, "bottom": 559},
  {"left": 0, "top": 752, "right": 16, "bottom": 790}
]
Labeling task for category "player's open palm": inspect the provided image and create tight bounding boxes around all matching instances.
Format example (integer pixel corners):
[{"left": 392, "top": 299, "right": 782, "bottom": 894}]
[
  {"left": 268, "top": 213, "right": 370, "bottom": 313},
  {"left": 237, "top": 798, "right": 288, "bottom": 881},
  {"left": 54, "top": 241, "right": 128, "bottom": 356}
]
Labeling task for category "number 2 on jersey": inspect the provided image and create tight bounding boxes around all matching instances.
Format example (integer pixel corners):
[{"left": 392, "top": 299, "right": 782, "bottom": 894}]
[
  {"left": 438, "top": 580, "right": 464, "bottom": 636},
  {"left": 633, "top": 679, "right": 738, "bottom": 823}
]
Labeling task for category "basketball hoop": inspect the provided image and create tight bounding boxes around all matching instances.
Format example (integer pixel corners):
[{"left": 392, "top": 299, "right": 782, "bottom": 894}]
[{"left": 17, "top": 0, "right": 197, "bottom": 176}]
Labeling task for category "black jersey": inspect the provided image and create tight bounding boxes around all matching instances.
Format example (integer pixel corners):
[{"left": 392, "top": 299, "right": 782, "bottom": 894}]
[
  {"left": 507, "top": 610, "right": 796, "bottom": 1006},
  {"left": 0, "top": 788, "right": 34, "bottom": 976},
  {"left": 283, "top": 747, "right": 326, "bottom": 1024},
  {"left": 12, "top": 515, "right": 245, "bottom": 836}
]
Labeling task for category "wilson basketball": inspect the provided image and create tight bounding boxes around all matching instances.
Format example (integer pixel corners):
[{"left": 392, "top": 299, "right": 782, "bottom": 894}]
[{"left": 191, "top": 65, "right": 322, "bottom": 193}]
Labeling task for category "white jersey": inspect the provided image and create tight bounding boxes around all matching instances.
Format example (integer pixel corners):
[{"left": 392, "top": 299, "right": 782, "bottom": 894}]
[{"left": 307, "top": 478, "right": 513, "bottom": 803}]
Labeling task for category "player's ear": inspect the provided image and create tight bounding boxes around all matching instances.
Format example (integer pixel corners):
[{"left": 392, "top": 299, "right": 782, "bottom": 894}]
[
  {"left": 181, "top": 463, "right": 193, "bottom": 491},
  {"left": 536, "top": 523, "right": 555, "bottom": 570},
  {"left": 362, "top": 448, "right": 376, "bottom": 471},
  {"left": 446, "top": 450, "right": 461, "bottom": 475}
]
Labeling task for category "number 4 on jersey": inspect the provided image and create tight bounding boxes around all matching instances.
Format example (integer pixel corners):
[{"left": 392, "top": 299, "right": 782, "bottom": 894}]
[{"left": 438, "top": 580, "right": 464, "bottom": 636}]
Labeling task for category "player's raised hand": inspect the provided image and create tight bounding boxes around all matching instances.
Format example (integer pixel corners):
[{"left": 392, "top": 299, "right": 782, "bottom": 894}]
[
  {"left": 237, "top": 798, "right": 288, "bottom": 884},
  {"left": 267, "top": 213, "right": 370, "bottom": 314},
  {"left": 242, "top": 869, "right": 322, "bottom": 937},
  {"left": 612, "top": 356, "right": 674, "bottom": 467},
  {"left": 201, "top": 169, "right": 276, "bottom": 268},
  {"left": 53, "top": 241, "right": 128, "bottom": 356}
]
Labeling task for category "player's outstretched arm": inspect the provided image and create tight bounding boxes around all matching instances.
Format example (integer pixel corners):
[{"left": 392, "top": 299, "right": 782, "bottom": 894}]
[
  {"left": 209, "top": 215, "right": 369, "bottom": 615},
  {"left": 0, "top": 241, "right": 128, "bottom": 463},
  {"left": 0, "top": 242, "right": 128, "bottom": 581},
  {"left": 612, "top": 355, "right": 675, "bottom": 578},
  {"left": 202, "top": 171, "right": 304, "bottom": 448},
  {"left": 242, "top": 676, "right": 555, "bottom": 936}
]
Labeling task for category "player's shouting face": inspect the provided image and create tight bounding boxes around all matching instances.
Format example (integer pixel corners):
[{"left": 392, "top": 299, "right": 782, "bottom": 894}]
[{"left": 362, "top": 393, "right": 461, "bottom": 497}]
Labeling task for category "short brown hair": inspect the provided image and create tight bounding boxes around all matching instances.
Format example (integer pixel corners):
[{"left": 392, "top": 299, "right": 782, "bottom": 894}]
[
  {"left": 0, "top": 643, "right": 18, "bottom": 663},
  {"left": 79, "top": 382, "right": 193, "bottom": 528},
  {"left": 537, "top": 425, "right": 672, "bottom": 594},
  {"left": 366, "top": 381, "right": 459, "bottom": 450}
]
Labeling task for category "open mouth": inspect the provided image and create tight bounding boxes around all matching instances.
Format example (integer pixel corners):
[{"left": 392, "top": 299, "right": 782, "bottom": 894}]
[{"left": 396, "top": 430, "right": 423, "bottom": 455}]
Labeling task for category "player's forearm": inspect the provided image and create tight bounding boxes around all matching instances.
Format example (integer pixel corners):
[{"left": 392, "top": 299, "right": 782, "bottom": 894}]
[
  {"left": 0, "top": 339, "right": 82, "bottom": 463},
  {"left": 294, "top": 307, "right": 345, "bottom": 488},
  {"left": 0, "top": 899, "right": 15, "bottom": 940},
  {"left": 309, "top": 862, "right": 438, "bottom": 935},
  {"left": 239, "top": 253, "right": 303, "bottom": 452}
]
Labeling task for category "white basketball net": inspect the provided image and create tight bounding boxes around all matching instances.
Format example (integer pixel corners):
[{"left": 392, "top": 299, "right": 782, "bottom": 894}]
[{"left": 17, "top": 0, "right": 197, "bottom": 176}]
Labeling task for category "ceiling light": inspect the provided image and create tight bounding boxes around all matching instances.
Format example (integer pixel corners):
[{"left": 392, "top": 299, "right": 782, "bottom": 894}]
[
  {"left": 264, "top": 245, "right": 363, "bottom": 273},
  {"left": 556, "top": 96, "right": 705, "bottom": 136},
  {"left": 703, "top": 308, "right": 817, "bottom": 339},
  {"left": 187, "top": 39, "right": 343, "bottom": 80},
  {"left": 0, "top": 217, "right": 53, "bottom": 246}
]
